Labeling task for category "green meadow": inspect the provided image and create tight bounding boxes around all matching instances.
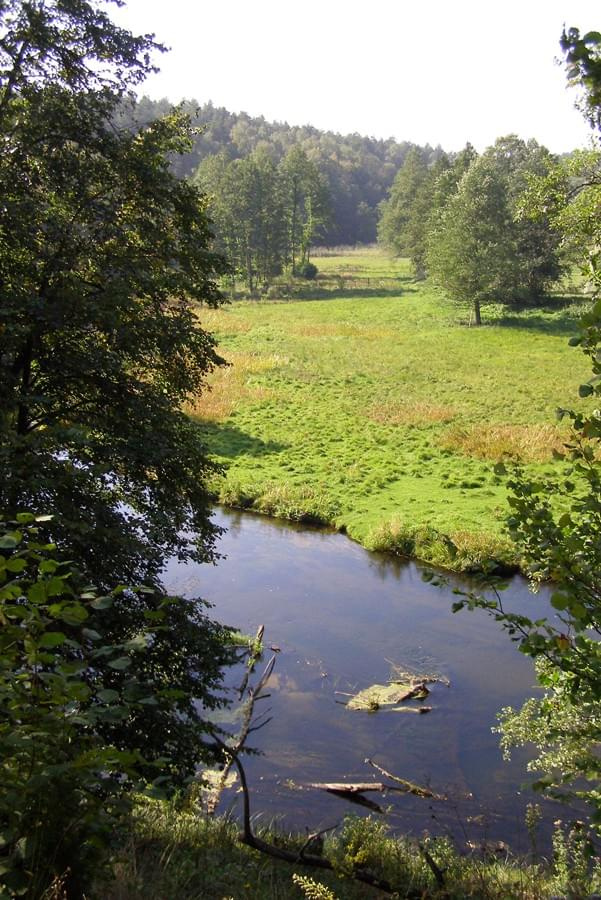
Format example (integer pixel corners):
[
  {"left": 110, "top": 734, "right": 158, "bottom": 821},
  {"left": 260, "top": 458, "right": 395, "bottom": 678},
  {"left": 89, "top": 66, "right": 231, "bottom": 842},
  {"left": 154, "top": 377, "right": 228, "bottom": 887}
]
[{"left": 190, "top": 249, "right": 590, "bottom": 571}]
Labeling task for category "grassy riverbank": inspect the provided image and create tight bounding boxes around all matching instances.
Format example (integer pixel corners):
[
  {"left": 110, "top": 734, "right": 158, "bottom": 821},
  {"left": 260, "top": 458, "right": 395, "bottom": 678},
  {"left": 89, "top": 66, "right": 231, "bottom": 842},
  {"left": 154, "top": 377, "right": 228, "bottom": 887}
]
[
  {"left": 104, "top": 798, "right": 596, "bottom": 899},
  {"left": 190, "top": 249, "right": 590, "bottom": 572}
]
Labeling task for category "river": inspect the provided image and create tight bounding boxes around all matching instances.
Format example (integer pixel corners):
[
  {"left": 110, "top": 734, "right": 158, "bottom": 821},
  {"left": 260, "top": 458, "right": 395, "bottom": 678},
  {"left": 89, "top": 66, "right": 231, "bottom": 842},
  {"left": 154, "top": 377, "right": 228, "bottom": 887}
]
[{"left": 163, "top": 508, "right": 569, "bottom": 852}]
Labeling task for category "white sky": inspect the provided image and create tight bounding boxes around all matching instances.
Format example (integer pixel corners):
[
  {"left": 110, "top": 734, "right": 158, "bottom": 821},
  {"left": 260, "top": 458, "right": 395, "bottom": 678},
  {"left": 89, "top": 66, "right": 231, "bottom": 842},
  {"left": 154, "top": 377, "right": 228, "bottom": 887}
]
[{"left": 112, "top": 0, "right": 599, "bottom": 154}]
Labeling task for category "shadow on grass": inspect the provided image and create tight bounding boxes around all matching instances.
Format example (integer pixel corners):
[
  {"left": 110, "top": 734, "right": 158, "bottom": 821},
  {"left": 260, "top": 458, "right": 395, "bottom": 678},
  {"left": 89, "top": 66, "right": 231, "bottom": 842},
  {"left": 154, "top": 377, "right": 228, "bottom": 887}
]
[
  {"left": 202, "top": 421, "right": 287, "bottom": 459},
  {"left": 283, "top": 285, "right": 419, "bottom": 302},
  {"left": 495, "top": 295, "right": 589, "bottom": 336}
]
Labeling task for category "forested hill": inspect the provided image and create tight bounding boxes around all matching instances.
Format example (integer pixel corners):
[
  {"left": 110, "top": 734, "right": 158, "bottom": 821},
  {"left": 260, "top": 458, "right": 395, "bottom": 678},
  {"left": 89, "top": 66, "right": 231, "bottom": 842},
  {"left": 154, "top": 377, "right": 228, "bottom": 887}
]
[{"left": 117, "top": 96, "right": 447, "bottom": 244}]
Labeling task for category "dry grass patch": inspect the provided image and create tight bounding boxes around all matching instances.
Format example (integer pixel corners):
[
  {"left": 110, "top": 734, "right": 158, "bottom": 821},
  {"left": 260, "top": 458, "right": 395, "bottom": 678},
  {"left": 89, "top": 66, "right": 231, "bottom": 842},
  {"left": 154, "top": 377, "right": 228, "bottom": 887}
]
[
  {"left": 185, "top": 351, "right": 284, "bottom": 422},
  {"left": 367, "top": 400, "right": 456, "bottom": 426},
  {"left": 195, "top": 307, "right": 253, "bottom": 335},
  {"left": 440, "top": 423, "right": 569, "bottom": 462},
  {"left": 449, "top": 530, "right": 518, "bottom": 571}
]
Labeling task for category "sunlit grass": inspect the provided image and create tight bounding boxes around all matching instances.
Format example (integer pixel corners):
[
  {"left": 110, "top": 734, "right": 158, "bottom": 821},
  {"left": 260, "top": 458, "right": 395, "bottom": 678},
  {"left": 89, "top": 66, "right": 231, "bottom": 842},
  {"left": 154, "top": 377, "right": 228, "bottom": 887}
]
[
  {"left": 189, "top": 250, "right": 591, "bottom": 570},
  {"left": 105, "top": 798, "right": 571, "bottom": 899}
]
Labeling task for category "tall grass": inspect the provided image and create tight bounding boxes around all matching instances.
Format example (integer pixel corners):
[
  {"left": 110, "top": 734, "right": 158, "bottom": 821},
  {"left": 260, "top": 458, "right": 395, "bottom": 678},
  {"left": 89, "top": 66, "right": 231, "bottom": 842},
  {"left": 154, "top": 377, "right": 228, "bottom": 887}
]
[{"left": 104, "top": 799, "right": 589, "bottom": 899}]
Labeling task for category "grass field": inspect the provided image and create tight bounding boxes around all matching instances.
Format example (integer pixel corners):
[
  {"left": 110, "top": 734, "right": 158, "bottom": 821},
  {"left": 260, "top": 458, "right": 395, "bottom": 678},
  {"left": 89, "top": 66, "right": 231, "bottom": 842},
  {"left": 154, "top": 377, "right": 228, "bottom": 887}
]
[{"left": 189, "top": 249, "right": 591, "bottom": 571}]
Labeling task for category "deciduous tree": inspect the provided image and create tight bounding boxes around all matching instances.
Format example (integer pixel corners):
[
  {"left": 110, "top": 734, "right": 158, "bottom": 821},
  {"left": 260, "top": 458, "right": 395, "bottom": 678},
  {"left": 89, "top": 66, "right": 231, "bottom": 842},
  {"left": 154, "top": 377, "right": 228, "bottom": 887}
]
[
  {"left": 426, "top": 137, "right": 562, "bottom": 323},
  {"left": 0, "top": 0, "right": 233, "bottom": 850}
]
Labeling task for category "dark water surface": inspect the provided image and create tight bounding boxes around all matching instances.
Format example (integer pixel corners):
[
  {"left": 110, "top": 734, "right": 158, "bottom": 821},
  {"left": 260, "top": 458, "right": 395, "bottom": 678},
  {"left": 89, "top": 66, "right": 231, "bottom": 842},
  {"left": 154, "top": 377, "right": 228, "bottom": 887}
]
[{"left": 163, "top": 509, "right": 566, "bottom": 851}]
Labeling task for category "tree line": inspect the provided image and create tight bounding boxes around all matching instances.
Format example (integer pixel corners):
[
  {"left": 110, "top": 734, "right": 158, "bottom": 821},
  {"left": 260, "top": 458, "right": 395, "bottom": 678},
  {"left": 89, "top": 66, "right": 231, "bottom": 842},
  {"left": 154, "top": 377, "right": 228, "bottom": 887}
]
[{"left": 116, "top": 95, "right": 446, "bottom": 246}]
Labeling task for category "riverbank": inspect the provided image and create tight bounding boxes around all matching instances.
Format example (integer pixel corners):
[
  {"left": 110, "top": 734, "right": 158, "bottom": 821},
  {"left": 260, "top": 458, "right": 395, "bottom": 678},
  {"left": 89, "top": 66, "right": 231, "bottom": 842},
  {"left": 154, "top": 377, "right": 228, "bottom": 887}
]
[
  {"left": 104, "top": 797, "right": 595, "bottom": 899},
  {"left": 189, "top": 250, "right": 589, "bottom": 574}
]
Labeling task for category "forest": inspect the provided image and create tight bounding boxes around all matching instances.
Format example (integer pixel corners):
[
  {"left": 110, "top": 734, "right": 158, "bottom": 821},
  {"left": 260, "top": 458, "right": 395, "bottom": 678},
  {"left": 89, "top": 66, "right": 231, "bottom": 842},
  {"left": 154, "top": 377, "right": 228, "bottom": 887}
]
[
  {"left": 1, "top": 0, "right": 601, "bottom": 897},
  {"left": 117, "top": 94, "right": 446, "bottom": 245}
]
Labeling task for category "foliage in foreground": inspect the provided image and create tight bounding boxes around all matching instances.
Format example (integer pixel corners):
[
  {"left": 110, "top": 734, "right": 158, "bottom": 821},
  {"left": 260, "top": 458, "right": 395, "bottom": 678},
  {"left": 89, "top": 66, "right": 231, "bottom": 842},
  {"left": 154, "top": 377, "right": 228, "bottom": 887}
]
[
  {"left": 0, "top": 0, "right": 228, "bottom": 591},
  {"left": 104, "top": 799, "right": 601, "bottom": 899},
  {"left": 0, "top": 6, "right": 234, "bottom": 894},
  {"left": 434, "top": 27, "right": 601, "bottom": 833},
  {"left": 0, "top": 516, "right": 232, "bottom": 898}
]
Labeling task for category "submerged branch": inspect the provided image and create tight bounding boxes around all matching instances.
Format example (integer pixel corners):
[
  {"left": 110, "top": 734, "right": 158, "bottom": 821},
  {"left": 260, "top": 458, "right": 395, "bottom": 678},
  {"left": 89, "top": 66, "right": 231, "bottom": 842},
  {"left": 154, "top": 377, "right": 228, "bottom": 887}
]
[{"left": 364, "top": 758, "right": 445, "bottom": 800}]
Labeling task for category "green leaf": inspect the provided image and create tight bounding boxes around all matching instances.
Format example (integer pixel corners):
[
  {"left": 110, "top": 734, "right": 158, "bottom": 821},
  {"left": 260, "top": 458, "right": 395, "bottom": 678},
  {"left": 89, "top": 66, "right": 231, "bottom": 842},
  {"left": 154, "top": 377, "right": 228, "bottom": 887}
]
[
  {"left": 0, "top": 535, "right": 18, "bottom": 550},
  {"left": 579, "top": 383, "right": 594, "bottom": 397},
  {"left": 46, "top": 575, "right": 66, "bottom": 597},
  {"left": 570, "top": 603, "right": 587, "bottom": 621},
  {"left": 57, "top": 604, "right": 88, "bottom": 625},
  {"left": 5, "top": 558, "right": 26, "bottom": 573},
  {"left": 15, "top": 513, "right": 35, "bottom": 524},
  {"left": 90, "top": 595, "right": 113, "bottom": 610},
  {"left": 27, "top": 581, "right": 47, "bottom": 603},
  {"left": 550, "top": 592, "right": 569, "bottom": 611},
  {"left": 124, "top": 633, "right": 149, "bottom": 651},
  {"left": 97, "top": 689, "right": 120, "bottom": 703},
  {"left": 38, "top": 631, "right": 67, "bottom": 648},
  {"left": 108, "top": 656, "right": 131, "bottom": 670},
  {"left": 82, "top": 628, "right": 101, "bottom": 641}
]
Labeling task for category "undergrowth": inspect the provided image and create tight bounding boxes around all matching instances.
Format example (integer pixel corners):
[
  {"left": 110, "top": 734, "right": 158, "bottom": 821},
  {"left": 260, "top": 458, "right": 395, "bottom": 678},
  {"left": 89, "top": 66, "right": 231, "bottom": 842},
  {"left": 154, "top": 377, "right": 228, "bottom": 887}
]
[{"left": 103, "top": 798, "right": 600, "bottom": 899}]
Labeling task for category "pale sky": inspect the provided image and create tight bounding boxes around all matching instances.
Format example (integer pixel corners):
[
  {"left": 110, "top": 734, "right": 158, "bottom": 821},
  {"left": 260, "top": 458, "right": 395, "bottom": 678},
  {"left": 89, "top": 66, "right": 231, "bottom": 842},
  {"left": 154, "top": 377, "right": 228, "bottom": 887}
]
[{"left": 112, "top": 0, "right": 599, "bottom": 154}]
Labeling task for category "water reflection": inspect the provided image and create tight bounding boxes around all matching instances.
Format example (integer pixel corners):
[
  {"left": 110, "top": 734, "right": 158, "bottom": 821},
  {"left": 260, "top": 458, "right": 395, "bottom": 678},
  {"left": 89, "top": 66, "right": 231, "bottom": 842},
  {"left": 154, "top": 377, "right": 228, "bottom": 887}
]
[{"left": 163, "top": 508, "right": 569, "bottom": 851}]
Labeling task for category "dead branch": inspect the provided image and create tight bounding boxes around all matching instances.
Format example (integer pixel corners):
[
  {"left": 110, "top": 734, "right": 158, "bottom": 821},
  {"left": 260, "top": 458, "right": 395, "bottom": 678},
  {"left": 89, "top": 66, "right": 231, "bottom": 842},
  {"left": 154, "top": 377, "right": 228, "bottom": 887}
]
[
  {"left": 298, "top": 824, "right": 338, "bottom": 861},
  {"left": 307, "top": 782, "right": 391, "bottom": 793},
  {"left": 237, "top": 623, "right": 266, "bottom": 697},
  {"left": 208, "top": 646, "right": 427, "bottom": 896},
  {"left": 364, "top": 758, "right": 445, "bottom": 800},
  {"left": 226, "top": 745, "right": 396, "bottom": 893},
  {"left": 207, "top": 653, "right": 276, "bottom": 814}
]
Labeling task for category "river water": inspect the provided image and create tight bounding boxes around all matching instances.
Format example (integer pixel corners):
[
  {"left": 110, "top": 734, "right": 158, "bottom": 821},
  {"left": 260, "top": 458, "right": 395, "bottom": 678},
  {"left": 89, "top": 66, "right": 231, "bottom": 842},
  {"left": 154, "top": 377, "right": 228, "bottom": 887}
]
[{"left": 163, "top": 508, "right": 568, "bottom": 851}]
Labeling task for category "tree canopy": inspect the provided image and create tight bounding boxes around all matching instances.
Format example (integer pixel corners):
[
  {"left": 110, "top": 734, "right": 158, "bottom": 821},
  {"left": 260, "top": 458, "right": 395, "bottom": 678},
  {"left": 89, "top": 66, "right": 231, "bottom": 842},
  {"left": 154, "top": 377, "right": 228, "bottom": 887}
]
[
  {"left": 0, "top": 0, "right": 229, "bottom": 587},
  {"left": 438, "top": 29, "right": 601, "bottom": 830},
  {"left": 194, "top": 144, "right": 329, "bottom": 291}
]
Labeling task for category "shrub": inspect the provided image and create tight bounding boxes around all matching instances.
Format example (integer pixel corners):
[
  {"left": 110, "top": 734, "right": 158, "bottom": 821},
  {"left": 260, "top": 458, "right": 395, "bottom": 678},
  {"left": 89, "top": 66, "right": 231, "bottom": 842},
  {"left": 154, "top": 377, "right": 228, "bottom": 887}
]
[{"left": 295, "top": 261, "right": 318, "bottom": 280}]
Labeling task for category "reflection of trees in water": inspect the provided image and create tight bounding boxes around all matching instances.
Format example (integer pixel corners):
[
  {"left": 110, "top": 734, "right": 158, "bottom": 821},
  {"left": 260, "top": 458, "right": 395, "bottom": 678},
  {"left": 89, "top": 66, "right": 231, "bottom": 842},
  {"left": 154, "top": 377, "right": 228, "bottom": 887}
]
[{"left": 367, "top": 552, "right": 409, "bottom": 582}]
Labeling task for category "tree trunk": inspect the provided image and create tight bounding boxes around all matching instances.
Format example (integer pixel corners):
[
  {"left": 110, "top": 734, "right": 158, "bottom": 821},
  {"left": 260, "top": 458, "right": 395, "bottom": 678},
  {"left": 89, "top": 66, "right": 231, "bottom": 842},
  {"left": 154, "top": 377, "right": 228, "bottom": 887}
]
[{"left": 473, "top": 299, "right": 482, "bottom": 326}]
